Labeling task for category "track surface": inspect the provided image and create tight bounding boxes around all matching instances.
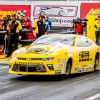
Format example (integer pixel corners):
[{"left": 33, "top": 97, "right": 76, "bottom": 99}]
[{"left": 0, "top": 66, "right": 100, "bottom": 100}]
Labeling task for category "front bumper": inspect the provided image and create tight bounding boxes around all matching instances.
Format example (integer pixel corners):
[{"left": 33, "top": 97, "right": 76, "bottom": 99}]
[{"left": 9, "top": 60, "right": 66, "bottom": 75}]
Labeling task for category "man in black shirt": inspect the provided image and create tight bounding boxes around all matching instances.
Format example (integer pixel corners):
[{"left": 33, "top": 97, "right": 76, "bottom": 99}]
[
  {"left": 5, "top": 14, "right": 22, "bottom": 57},
  {"left": 32, "top": 15, "right": 47, "bottom": 38}
]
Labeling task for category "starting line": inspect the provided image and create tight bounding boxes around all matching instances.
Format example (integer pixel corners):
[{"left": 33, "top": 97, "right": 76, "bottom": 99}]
[
  {"left": 0, "top": 66, "right": 9, "bottom": 69},
  {"left": 84, "top": 93, "right": 100, "bottom": 100}
]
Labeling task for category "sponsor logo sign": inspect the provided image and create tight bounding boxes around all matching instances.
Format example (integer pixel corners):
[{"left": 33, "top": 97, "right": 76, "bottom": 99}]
[
  {"left": 81, "top": 3, "right": 100, "bottom": 19},
  {"left": 32, "top": 5, "right": 80, "bottom": 27},
  {"left": 0, "top": 5, "right": 31, "bottom": 20}
]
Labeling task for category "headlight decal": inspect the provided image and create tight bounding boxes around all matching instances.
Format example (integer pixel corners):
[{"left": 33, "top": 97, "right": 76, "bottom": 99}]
[
  {"left": 58, "top": 59, "right": 67, "bottom": 62},
  {"left": 15, "top": 48, "right": 26, "bottom": 54},
  {"left": 42, "top": 57, "right": 54, "bottom": 61},
  {"left": 11, "top": 56, "right": 18, "bottom": 60}
]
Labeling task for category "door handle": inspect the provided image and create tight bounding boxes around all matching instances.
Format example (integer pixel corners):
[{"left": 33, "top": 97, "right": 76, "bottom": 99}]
[{"left": 89, "top": 26, "right": 90, "bottom": 30}]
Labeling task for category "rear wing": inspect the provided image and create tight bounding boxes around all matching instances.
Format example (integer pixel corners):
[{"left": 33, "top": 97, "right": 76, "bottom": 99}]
[{"left": 47, "top": 30, "right": 76, "bottom": 34}]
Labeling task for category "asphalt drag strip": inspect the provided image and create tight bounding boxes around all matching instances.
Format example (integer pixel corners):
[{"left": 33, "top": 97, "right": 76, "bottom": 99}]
[{"left": 0, "top": 65, "right": 100, "bottom": 100}]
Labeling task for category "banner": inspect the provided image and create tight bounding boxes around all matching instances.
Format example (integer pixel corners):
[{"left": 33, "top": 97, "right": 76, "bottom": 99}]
[
  {"left": 32, "top": 5, "right": 80, "bottom": 27},
  {"left": 0, "top": 5, "right": 31, "bottom": 20},
  {"left": 81, "top": 3, "right": 100, "bottom": 19}
]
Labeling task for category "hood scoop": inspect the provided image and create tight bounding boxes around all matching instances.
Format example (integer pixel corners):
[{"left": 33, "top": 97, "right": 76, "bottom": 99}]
[
  {"left": 26, "top": 46, "right": 49, "bottom": 54},
  {"left": 32, "top": 48, "right": 45, "bottom": 53},
  {"left": 26, "top": 42, "right": 69, "bottom": 54}
]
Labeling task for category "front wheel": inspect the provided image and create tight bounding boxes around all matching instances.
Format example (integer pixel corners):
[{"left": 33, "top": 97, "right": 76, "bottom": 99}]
[{"left": 66, "top": 60, "right": 72, "bottom": 75}]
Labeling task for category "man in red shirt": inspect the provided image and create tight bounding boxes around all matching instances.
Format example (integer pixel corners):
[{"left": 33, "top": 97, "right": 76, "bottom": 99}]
[
  {"left": 72, "top": 18, "right": 86, "bottom": 35},
  {"left": 22, "top": 16, "right": 32, "bottom": 30}
]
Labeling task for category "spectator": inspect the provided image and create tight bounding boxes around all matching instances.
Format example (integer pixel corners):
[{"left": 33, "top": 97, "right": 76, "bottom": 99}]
[
  {"left": 0, "top": 20, "right": 4, "bottom": 31},
  {"left": 94, "top": 15, "right": 100, "bottom": 45},
  {"left": 22, "top": 16, "right": 32, "bottom": 30},
  {"left": 5, "top": 14, "right": 22, "bottom": 57},
  {"left": 45, "top": 15, "right": 52, "bottom": 30},
  {"left": 32, "top": 15, "right": 47, "bottom": 38},
  {"left": 72, "top": 17, "right": 84, "bottom": 35},
  {"left": 2, "top": 15, "right": 11, "bottom": 30},
  {"left": 19, "top": 15, "right": 24, "bottom": 25}
]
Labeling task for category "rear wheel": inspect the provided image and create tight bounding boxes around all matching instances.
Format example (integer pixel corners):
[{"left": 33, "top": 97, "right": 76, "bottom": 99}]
[
  {"left": 94, "top": 54, "right": 99, "bottom": 71},
  {"left": 66, "top": 60, "right": 72, "bottom": 75}
]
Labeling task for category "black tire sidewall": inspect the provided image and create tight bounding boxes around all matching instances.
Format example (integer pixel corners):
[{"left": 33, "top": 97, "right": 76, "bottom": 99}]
[
  {"left": 66, "top": 61, "right": 71, "bottom": 75},
  {"left": 94, "top": 56, "right": 98, "bottom": 71}
]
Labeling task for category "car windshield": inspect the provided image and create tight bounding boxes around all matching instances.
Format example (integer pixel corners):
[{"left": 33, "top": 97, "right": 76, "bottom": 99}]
[{"left": 31, "top": 35, "right": 75, "bottom": 46}]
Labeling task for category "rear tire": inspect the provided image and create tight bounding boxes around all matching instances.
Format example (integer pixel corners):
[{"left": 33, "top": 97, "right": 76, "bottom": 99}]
[{"left": 94, "top": 54, "right": 99, "bottom": 71}]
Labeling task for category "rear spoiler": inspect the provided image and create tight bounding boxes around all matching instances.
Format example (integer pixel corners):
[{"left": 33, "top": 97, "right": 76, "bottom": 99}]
[{"left": 47, "top": 30, "right": 76, "bottom": 34}]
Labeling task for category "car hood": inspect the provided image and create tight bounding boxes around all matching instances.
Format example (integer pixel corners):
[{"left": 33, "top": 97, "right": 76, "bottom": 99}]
[{"left": 14, "top": 42, "right": 70, "bottom": 57}]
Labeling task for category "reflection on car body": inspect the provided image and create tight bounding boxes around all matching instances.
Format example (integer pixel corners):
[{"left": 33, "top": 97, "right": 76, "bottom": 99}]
[{"left": 9, "top": 34, "right": 100, "bottom": 75}]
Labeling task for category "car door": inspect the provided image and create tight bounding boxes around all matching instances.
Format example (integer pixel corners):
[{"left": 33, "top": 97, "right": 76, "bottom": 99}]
[{"left": 74, "top": 37, "right": 93, "bottom": 73}]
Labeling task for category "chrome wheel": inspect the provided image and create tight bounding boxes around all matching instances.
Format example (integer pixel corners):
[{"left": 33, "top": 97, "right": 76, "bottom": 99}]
[{"left": 94, "top": 56, "right": 98, "bottom": 70}]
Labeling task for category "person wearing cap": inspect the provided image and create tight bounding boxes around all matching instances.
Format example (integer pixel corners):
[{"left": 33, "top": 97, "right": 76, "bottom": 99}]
[
  {"left": 5, "top": 14, "right": 22, "bottom": 57},
  {"left": 72, "top": 17, "right": 84, "bottom": 35},
  {"left": 32, "top": 15, "right": 47, "bottom": 38},
  {"left": 94, "top": 15, "right": 100, "bottom": 45},
  {"left": 2, "top": 15, "right": 11, "bottom": 30},
  {"left": 19, "top": 15, "right": 24, "bottom": 25},
  {"left": 22, "top": 16, "right": 32, "bottom": 30}
]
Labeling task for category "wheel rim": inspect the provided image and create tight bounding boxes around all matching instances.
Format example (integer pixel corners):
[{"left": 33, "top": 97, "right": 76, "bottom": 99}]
[
  {"left": 66, "top": 62, "right": 71, "bottom": 75},
  {"left": 94, "top": 57, "right": 98, "bottom": 70}
]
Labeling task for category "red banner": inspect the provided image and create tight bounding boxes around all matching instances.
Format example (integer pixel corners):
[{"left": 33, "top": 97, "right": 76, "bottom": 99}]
[
  {"left": 81, "top": 3, "right": 100, "bottom": 19},
  {"left": 0, "top": 5, "right": 31, "bottom": 20}
]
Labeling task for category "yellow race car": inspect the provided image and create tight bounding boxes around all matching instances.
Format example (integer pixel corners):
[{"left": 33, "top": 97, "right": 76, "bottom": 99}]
[{"left": 9, "top": 34, "right": 100, "bottom": 75}]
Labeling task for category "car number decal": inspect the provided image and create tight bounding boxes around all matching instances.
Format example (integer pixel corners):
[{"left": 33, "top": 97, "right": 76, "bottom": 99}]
[{"left": 79, "top": 51, "right": 92, "bottom": 62}]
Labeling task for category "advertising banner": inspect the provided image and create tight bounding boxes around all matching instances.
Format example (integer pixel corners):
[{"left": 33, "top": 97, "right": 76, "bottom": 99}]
[
  {"left": 81, "top": 3, "right": 100, "bottom": 19},
  {"left": 32, "top": 5, "right": 80, "bottom": 27},
  {"left": 0, "top": 5, "right": 31, "bottom": 20}
]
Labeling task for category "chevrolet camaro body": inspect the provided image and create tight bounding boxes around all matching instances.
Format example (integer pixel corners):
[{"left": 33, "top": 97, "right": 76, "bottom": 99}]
[{"left": 9, "top": 34, "right": 100, "bottom": 75}]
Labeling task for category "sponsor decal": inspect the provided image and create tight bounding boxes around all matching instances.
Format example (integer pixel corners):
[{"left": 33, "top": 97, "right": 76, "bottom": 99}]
[
  {"left": 81, "top": 3, "right": 100, "bottom": 19},
  {"left": 33, "top": 17, "right": 73, "bottom": 26},
  {"left": 79, "top": 51, "right": 92, "bottom": 62},
  {"left": 32, "top": 5, "right": 80, "bottom": 27},
  {"left": 74, "top": 64, "right": 94, "bottom": 73},
  {"left": 0, "top": 5, "right": 31, "bottom": 20},
  {"left": 33, "top": 5, "right": 78, "bottom": 17}
]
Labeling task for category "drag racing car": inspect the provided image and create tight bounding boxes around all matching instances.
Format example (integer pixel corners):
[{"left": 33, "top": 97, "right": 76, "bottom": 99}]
[{"left": 9, "top": 34, "right": 100, "bottom": 75}]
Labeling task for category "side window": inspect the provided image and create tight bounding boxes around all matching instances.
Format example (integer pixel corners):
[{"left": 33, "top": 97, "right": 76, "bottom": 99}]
[
  {"left": 86, "top": 38, "right": 93, "bottom": 46},
  {"left": 77, "top": 37, "right": 89, "bottom": 47}
]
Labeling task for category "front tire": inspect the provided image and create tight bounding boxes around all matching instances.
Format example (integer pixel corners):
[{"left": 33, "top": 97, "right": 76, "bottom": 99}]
[{"left": 66, "top": 60, "right": 72, "bottom": 75}]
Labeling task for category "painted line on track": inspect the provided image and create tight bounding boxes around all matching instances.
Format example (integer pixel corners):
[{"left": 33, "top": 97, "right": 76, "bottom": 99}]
[
  {"left": 0, "top": 66, "right": 9, "bottom": 69},
  {"left": 84, "top": 93, "right": 100, "bottom": 100}
]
